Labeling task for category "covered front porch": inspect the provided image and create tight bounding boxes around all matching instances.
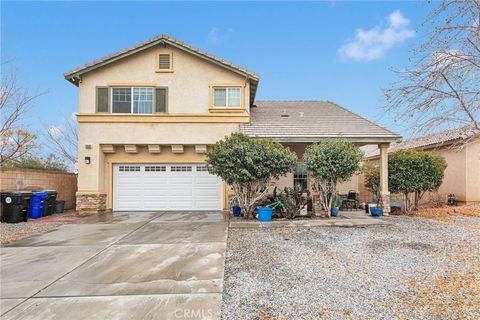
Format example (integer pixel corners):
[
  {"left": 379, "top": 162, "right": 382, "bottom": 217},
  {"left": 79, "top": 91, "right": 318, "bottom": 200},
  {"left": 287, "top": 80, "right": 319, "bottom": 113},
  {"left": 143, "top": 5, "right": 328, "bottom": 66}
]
[
  {"left": 240, "top": 100, "right": 401, "bottom": 214},
  {"left": 276, "top": 142, "right": 392, "bottom": 213}
]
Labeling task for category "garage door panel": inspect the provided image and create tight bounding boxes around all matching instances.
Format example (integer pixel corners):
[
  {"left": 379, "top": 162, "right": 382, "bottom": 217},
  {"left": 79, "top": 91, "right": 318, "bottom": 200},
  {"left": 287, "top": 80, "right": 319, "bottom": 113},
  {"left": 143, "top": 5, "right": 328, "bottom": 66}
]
[
  {"left": 194, "top": 188, "right": 220, "bottom": 197},
  {"left": 169, "top": 200, "right": 195, "bottom": 210},
  {"left": 143, "top": 200, "right": 171, "bottom": 210},
  {"left": 168, "top": 177, "right": 195, "bottom": 185},
  {"left": 195, "top": 200, "right": 221, "bottom": 210},
  {"left": 194, "top": 175, "right": 218, "bottom": 182},
  {"left": 142, "top": 185, "right": 170, "bottom": 192},
  {"left": 166, "top": 188, "right": 194, "bottom": 197},
  {"left": 143, "top": 177, "right": 168, "bottom": 183},
  {"left": 113, "top": 164, "right": 222, "bottom": 211}
]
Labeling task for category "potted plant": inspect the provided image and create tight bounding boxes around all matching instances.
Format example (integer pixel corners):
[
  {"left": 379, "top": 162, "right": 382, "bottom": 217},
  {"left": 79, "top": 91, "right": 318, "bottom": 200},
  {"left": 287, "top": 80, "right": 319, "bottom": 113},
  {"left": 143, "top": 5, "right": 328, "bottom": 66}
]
[
  {"left": 330, "top": 196, "right": 341, "bottom": 217},
  {"left": 370, "top": 199, "right": 383, "bottom": 217}
]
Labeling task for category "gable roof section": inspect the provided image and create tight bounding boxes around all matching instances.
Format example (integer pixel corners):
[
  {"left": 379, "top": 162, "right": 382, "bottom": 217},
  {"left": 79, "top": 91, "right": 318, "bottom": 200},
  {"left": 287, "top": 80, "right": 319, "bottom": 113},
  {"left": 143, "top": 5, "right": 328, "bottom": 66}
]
[
  {"left": 240, "top": 100, "right": 401, "bottom": 143},
  {"left": 64, "top": 34, "right": 260, "bottom": 103},
  {"left": 364, "top": 126, "right": 480, "bottom": 159}
]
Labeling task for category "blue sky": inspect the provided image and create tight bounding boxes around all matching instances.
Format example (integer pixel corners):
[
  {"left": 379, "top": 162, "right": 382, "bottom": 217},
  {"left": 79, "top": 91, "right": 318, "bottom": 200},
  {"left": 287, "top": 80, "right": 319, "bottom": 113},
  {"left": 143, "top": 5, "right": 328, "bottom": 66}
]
[{"left": 2, "top": 1, "right": 434, "bottom": 145}]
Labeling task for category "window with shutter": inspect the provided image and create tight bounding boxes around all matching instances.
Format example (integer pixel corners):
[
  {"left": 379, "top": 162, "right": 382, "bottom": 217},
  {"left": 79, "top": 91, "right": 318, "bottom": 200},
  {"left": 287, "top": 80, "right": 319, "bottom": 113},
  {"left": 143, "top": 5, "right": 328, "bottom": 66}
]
[
  {"left": 96, "top": 87, "right": 109, "bottom": 113},
  {"left": 157, "top": 53, "right": 172, "bottom": 72},
  {"left": 155, "top": 87, "right": 167, "bottom": 113}
]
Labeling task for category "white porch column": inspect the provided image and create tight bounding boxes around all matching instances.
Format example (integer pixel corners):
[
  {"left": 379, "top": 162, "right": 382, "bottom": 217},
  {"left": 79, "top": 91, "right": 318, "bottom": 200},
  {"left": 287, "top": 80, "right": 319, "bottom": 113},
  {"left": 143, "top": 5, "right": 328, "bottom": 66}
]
[{"left": 379, "top": 143, "right": 390, "bottom": 214}]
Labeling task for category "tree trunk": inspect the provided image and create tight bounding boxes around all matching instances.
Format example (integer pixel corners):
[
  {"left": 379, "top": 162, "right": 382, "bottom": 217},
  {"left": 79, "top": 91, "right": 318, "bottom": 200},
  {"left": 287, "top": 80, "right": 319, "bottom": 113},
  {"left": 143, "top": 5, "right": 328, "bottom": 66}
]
[{"left": 232, "top": 181, "right": 268, "bottom": 220}]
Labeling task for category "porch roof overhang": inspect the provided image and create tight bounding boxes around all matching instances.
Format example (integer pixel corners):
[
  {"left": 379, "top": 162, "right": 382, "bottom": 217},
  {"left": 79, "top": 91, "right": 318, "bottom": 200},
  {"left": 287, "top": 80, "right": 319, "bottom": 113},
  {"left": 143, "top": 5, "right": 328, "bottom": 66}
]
[
  {"left": 240, "top": 100, "right": 401, "bottom": 144},
  {"left": 254, "top": 136, "right": 399, "bottom": 144}
]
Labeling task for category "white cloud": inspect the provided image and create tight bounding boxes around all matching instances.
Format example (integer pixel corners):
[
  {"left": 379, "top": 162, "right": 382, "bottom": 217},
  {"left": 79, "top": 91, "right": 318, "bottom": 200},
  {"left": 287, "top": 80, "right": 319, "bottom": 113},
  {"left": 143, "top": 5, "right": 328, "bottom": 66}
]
[
  {"left": 339, "top": 10, "right": 415, "bottom": 62},
  {"left": 207, "top": 27, "right": 233, "bottom": 45}
]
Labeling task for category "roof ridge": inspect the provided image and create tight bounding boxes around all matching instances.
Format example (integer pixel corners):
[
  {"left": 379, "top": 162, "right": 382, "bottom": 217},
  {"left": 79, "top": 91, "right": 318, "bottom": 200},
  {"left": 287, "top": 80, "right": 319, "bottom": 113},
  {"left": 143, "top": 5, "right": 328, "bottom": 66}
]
[{"left": 64, "top": 33, "right": 259, "bottom": 80}]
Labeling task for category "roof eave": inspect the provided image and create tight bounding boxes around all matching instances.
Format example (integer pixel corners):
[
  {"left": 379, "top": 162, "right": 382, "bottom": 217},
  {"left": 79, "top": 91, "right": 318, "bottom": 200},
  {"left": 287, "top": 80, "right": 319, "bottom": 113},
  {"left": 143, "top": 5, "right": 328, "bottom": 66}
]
[
  {"left": 246, "top": 135, "right": 402, "bottom": 144},
  {"left": 366, "top": 136, "right": 476, "bottom": 160},
  {"left": 64, "top": 39, "right": 167, "bottom": 84}
]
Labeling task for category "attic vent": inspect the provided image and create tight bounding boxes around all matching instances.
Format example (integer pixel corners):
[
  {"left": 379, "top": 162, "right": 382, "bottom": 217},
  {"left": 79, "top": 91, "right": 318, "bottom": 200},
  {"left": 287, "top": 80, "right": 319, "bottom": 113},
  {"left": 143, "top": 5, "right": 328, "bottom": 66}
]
[{"left": 158, "top": 53, "right": 172, "bottom": 70}]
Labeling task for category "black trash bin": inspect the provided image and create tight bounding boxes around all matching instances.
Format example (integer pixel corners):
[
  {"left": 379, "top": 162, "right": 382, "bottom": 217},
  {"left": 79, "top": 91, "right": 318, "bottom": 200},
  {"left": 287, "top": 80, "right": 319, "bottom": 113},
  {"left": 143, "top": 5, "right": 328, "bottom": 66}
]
[
  {"left": 33, "top": 190, "right": 57, "bottom": 216},
  {"left": 54, "top": 200, "right": 65, "bottom": 214},
  {"left": 1, "top": 191, "right": 33, "bottom": 223}
]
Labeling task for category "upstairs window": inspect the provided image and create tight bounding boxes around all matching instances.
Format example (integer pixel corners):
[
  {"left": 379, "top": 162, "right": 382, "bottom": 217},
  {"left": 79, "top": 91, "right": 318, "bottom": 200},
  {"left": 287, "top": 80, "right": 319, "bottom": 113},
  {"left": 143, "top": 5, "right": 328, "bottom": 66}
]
[
  {"left": 112, "top": 88, "right": 132, "bottom": 113},
  {"left": 132, "top": 88, "right": 153, "bottom": 114},
  {"left": 213, "top": 87, "right": 241, "bottom": 108},
  {"left": 157, "top": 53, "right": 173, "bottom": 72},
  {"left": 95, "top": 87, "right": 168, "bottom": 114}
]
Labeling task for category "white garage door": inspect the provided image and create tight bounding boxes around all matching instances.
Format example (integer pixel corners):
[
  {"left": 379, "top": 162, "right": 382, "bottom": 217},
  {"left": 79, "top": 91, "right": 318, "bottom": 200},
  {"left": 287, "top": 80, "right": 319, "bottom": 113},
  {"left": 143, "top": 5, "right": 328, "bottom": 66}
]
[{"left": 113, "top": 164, "right": 222, "bottom": 211}]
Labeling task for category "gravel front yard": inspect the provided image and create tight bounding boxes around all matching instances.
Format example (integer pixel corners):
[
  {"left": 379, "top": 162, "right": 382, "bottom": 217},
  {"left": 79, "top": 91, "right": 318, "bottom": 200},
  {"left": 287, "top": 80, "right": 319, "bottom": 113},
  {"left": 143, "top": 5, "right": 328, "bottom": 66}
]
[
  {"left": 222, "top": 216, "right": 480, "bottom": 319},
  {"left": 0, "top": 221, "right": 64, "bottom": 244}
]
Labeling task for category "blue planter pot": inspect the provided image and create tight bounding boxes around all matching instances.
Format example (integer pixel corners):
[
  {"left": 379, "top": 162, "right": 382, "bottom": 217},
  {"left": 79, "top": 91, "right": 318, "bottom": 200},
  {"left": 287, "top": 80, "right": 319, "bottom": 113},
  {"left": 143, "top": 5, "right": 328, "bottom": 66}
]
[
  {"left": 257, "top": 207, "right": 273, "bottom": 221},
  {"left": 370, "top": 207, "right": 383, "bottom": 217},
  {"left": 232, "top": 205, "right": 241, "bottom": 217},
  {"left": 330, "top": 207, "right": 340, "bottom": 217}
]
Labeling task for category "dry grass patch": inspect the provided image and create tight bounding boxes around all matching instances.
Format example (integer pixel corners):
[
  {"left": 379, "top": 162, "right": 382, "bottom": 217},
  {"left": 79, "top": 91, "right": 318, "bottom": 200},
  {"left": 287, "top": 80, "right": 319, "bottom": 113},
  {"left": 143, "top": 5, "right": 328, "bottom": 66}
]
[{"left": 396, "top": 204, "right": 480, "bottom": 218}]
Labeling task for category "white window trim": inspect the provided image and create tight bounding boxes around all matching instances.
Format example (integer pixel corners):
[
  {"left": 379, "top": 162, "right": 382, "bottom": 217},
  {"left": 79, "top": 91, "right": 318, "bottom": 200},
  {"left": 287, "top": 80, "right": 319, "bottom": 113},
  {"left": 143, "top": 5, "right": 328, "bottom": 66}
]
[
  {"left": 111, "top": 87, "right": 154, "bottom": 114},
  {"left": 212, "top": 86, "right": 242, "bottom": 108}
]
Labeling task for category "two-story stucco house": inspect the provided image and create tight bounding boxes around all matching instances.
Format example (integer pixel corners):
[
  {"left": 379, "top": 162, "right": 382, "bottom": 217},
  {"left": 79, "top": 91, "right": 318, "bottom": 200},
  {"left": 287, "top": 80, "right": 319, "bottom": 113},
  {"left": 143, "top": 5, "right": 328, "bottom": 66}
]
[{"left": 65, "top": 34, "right": 400, "bottom": 213}]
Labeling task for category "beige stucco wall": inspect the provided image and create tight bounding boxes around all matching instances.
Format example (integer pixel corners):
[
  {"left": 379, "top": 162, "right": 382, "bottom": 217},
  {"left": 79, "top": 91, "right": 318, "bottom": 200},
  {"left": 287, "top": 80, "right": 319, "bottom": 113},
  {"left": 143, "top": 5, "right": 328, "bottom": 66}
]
[
  {"left": 465, "top": 140, "right": 480, "bottom": 202},
  {"left": 435, "top": 146, "right": 467, "bottom": 201},
  {"left": 78, "top": 44, "right": 250, "bottom": 114},
  {"left": 337, "top": 175, "right": 359, "bottom": 194},
  {"left": 75, "top": 42, "right": 253, "bottom": 209},
  {"left": 273, "top": 143, "right": 306, "bottom": 191},
  {"left": 358, "top": 140, "right": 480, "bottom": 204},
  {"left": 77, "top": 122, "right": 239, "bottom": 194}
]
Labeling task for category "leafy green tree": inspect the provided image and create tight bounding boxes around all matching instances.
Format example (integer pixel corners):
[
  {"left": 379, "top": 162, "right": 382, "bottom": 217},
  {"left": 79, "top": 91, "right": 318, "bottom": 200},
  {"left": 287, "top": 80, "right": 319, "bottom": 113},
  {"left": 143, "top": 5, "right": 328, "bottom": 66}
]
[
  {"left": 389, "top": 150, "right": 447, "bottom": 211},
  {"left": 206, "top": 133, "right": 297, "bottom": 219},
  {"left": 304, "top": 140, "right": 363, "bottom": 215}
]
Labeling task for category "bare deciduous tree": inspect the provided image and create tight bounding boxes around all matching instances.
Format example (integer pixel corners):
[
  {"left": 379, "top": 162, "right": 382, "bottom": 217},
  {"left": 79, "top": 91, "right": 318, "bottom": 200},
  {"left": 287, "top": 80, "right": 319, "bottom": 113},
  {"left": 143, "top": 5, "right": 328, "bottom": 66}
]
[
  {"left": 0, "top": 68, "right": 40, "bottom": 163},
  {"left": 385, "top": 0, "right": 480, "bottom": 138},
  {"left": 45, "top": 114, "right": 78, "bottom": 166}
]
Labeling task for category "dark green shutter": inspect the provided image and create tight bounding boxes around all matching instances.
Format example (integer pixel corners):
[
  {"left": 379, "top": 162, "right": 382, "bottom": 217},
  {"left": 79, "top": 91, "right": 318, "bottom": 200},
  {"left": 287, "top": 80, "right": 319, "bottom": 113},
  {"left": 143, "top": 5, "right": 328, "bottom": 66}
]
[
  {"left": 96, "top": 87, "right": 109, "bottom": 112},
  {"left": 155, "top": 88, "right": 167, "bottom": 113}
]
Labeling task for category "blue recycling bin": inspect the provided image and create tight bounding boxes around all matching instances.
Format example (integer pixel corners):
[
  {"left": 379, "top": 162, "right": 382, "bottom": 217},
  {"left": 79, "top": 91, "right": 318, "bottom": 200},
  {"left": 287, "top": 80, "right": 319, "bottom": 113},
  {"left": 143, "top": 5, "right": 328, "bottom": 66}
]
[
  {"left": 29, "top": 192, "right": 47, "bottom": 219},
  {"left": 257, "top": 207, "right": 273, "bottom": 221}
]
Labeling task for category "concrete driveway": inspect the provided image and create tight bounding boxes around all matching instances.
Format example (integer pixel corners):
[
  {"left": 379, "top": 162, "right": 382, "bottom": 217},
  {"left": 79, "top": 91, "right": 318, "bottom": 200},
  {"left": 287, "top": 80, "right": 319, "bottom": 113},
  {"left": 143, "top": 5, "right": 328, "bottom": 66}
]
[{"left": 1, "top": 211, "right": 228, "bottom": 320}]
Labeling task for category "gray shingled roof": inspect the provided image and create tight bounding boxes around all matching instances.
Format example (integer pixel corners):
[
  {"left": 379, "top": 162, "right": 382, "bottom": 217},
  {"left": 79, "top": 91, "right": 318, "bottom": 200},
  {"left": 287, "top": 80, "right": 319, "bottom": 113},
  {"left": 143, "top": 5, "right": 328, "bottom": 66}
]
[
  {"left": 364, "top": 126, "right": 480, "bottom": 159},
  {"left": 64, "top": 34, "right": 259, "bottom": 102},
  {"left": 240, "top": 101, "right": 401, "bottom": 142}
]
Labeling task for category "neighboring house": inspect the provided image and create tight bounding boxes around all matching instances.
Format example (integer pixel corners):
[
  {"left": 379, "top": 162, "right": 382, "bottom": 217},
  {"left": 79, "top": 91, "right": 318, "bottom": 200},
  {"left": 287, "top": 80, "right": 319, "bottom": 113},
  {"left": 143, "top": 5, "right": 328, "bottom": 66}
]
[
  {"left": 361, "top": 126, "right": 480, "bottom": 204},
  {"left": 64, "top": 34, "right": 400, "bottom": 213}
]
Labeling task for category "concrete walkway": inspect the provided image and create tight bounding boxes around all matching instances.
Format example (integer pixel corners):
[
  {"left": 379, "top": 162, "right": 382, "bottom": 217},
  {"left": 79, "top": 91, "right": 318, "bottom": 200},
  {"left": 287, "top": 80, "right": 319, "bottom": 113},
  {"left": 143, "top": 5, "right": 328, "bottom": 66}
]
[
  {"left": 1, "top": 211, "right": 228, "bottom": 320},
  {"left": 229, "top": 210, "right": 391, "bottom": 229}
]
